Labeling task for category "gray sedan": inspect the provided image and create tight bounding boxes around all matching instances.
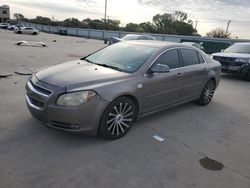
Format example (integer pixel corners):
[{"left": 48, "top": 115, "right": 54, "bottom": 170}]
[{"left": 25, "top": 41, "right": 221, "bottom": 139}]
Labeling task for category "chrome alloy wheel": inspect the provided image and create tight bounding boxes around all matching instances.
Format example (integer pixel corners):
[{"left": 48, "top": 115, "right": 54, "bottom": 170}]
[
  {"left": 99, "top": 97, "right": 136, "bottom": 139},
  {"left": 203, "top": 80, "right": 215, "bottom": 104},
  {"left": 107, "top": 102, "right": 133, "bottom": 136}
]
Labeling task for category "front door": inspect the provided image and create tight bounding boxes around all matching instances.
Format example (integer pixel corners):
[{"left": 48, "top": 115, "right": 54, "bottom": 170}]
[{"left": 140, "top": 49, "right": 183, "bottom": 114}]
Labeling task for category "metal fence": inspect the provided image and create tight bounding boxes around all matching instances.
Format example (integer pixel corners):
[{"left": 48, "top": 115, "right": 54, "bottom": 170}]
[{"left": 22, "top": 22, "right": 250, "bottom": 54}]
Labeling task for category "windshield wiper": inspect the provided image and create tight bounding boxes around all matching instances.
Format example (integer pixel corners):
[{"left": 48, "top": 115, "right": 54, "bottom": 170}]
[
  {"left": 96, "top": 63, "right": 122, "bottom": 71},
  {"left": 81, "top": 58, "right": 123, "bottom": 72}
]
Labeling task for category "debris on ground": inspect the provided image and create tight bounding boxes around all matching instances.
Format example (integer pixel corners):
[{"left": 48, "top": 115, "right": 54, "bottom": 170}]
[
  {"left": 153, "top": 135, "right": 165, "bottom": 142},
  {"left": 16, "top": 41, "right": 47, "bottom": 47},
  {"left": 0, "top": 73, "right": 12, "bottom": 78},
  {"left": 15, "top": 71, "right": 32, "bottom": 76},
  {"left": 52, "top": 40, "right": 57, "bottom": 42},
  {"left": 14, "top": 65, "right": 34, "bottom": 76}
]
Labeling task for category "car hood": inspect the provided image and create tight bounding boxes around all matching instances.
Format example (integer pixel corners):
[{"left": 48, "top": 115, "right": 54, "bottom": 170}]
[
  {"left": 212, "top": 52, "right": 250, "bottom": 58},
  {"left": 35, "top": 60, "right": 129, "bottom": 87}
]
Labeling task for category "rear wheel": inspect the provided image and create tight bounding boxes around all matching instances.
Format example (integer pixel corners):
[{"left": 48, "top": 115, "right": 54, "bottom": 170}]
[
  {"left": 17, "top": 31, "right": 22, "bottom": 34},
  {"left": 98, "top": 97, "right": 136, "bottom": 139},
  {"left": 196, "top": 79, "right": 216, "bottom": 106}
]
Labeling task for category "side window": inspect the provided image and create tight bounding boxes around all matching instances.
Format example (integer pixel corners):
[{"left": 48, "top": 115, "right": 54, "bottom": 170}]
[
  {"left": 180, "top": 49, "right": 200, "bottom": 66},
  {"left": 153, "top": 49, "right": 180, "bottom": 69},
  {"left": 197, "top": 52, "right": 205, "bottom": 64}
]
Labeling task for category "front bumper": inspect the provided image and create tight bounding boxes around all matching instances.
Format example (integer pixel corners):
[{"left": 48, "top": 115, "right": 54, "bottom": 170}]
[
  {"left": 213, "top": 56, "right": 250, "bottom": 76},
  {"left": 25, "top": 76, "right": 108, "bottom": 135}
]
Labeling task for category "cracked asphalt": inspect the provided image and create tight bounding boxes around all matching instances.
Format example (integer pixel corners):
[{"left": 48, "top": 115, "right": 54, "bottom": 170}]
[{"left": 0, "top": 30, "right": 250, "bottom": 188}]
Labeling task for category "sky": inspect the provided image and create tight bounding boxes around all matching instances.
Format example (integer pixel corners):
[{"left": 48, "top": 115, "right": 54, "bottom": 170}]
[{"left": 2, "top": 0, "right": 250, "bottom": 39}]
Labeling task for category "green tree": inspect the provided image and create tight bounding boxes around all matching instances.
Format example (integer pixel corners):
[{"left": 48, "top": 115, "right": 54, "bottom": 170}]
[
  {"left": 124, "top": 23, "right": 140, "bottom": 32},
  {"left": 13, "top": 13, "right": 25, "bottom": 20},
  {"left": 106, "top": 19, "right": 120, "bottom": 30},
  {"left": 173, "top": 21, "right": 196, "bottom": 35},
  {"left": 152, "top": 13, "right": 174, "bottom": 33},
  {"left": 88, "top": 19, "right": 104, "bottom": 29},
  {"left": 152, "top": 12, "right": 196, "bottom": 35},
  {"left": 138, "top": 22, "right": 155, "bottom": 33},
  {"left": 206, "top": 27, "right": 231, "bottom": 38},
  {"left": 62, "top": 18, "right": 81, "bottom": 27},
  {"left": 31, "top": 16, "right": 52, "bottom": 25},
  {"left": 173, "top": 11, "right": 187, "bottom": 22}
]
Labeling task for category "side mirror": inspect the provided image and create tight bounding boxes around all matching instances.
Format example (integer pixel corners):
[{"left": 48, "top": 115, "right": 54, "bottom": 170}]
[
  {"left": 221, "top": 49, "right": 224, "bottom": 52},
  {"left": 148, "top": 63, "right": 170, "bottom": 74}
]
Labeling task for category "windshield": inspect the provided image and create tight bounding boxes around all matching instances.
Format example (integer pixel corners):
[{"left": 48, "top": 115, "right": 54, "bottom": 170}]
[
  {"left": 122, "top": 35, "right": 141, "bottom": 40},
  {"left": 85, "top": 43, "right": 158, "bottom": 73},
  {"left": 224, "top": 44, "right": 250, "bottom": 54}
]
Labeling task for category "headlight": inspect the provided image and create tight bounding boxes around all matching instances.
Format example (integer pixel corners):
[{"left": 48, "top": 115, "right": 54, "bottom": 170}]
[
  {"left": 235, "top": 58, "right": 250, "bottom": 64},
  {"left": 56, "top": 91, "right": 96, "bottom": 107}
]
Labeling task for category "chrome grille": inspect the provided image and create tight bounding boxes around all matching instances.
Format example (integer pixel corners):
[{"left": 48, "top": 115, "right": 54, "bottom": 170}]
[
  {"left": 27, "top": 80, "right": 52, "bottom": 97},
  {"left": 30, "top": 81, "right": 52, "bottom": 96},
  {"left": 26, "top": 80, "right": 53, "bottom": 110},
  {"left": 26, "top": 93, "right": 44, "bottom": 108}
]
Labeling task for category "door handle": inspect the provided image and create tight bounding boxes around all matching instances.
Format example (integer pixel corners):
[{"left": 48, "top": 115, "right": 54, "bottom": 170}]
[
  {"left": 176, "top": 73, "right": 182, "bottom": 77},
  {"left": 204, "top": 67, "right": 208, "bottom": 70}
]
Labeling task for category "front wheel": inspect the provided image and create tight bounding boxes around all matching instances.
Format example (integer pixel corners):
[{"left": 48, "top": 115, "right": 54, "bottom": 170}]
[
  {"left": 98, "top": 97, "right": 136, "bottom": 139},
  {"left": 196, "top": 79, "right": 216, "bottom": 106}
]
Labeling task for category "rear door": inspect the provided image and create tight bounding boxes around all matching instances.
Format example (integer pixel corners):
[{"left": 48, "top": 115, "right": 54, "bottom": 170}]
[
  {"left": 141, "top": 49, "right": 183, "bottom": 113},
  {"left": 179, "top": 48, "right": 208, "bottom": 101},
  {"left": 24, "top": 28, "right": 32, "bottom": 34}
]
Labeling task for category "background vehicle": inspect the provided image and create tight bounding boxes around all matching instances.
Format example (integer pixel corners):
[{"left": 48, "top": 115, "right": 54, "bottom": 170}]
[
  {"left": 0, "top": 23, "right": 9, "bottom": 29},
  {"left": 14, "top": 27, "right": 39, "bottom": 35},
  {"left": 182, "top": 42, "right": 204, "bottom": 51},
  {"left": 8, "top": 24, "right": 24, "bottom": 30},
  {"left": 109, "top": 34, "right": 155, "bottom": 45},
  {"left": 25, "top": 41, "right": 221, "bottom": 139},
  {"left": 212, "top": 42, "right": 250, "bottom": 81}
]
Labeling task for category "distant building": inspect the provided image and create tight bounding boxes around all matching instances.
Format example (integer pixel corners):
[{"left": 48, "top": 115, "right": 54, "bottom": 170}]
[{"left": 0, "top": 5, "right": 10, "bottom": 22}]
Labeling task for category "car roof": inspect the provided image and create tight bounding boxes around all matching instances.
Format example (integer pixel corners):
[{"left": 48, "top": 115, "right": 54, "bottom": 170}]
[{"left": 124, "top": 40, "right": 189, "bottom": 49}]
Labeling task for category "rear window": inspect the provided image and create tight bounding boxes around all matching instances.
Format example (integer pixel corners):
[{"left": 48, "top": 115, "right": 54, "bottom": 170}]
[
  {"left": 197, "top": 52, "right": 205, "bottom": 63},
  {"left": 180, "top": 49, "right": 200, "bottom": 66}
]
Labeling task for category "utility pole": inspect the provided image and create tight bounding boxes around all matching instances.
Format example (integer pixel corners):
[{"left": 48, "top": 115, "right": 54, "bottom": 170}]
[
  {"left": 104, "top": 0, "right": 107, "bottom": 30},
  {"left": 226, "top": 20, "right": 231, "bottom": 33},
  {"left": 195, "top": 20, "right": 198, "bottom": 30}
]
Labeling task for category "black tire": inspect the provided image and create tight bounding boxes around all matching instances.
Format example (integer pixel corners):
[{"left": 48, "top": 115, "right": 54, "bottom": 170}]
[
  {"left": 98, "top": 97, "right": 136, "bottom": 139},
  {"left": 196, "top": 79, "right": 216, "bottom": 106},
  {"left": 32, "top": 32, "right": 37, "bottom": 35},
  {"left": 243, "top": 70, "right": 250, "bottom": 81},
  {"left": 17, "top": 31, "right": 22, "bottom": 34}
]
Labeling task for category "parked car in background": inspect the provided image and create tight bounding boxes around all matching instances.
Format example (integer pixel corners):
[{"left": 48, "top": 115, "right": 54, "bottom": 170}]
[
  {"left": 109, "top": 34, "right": 155, "bottom": 45},
  {"left": 14, "top": 27, "right": 39, "bottom": 35},
  {"left": 0, "top": 23, "right": 9, "bottom": 29},
  {"left": 212, "top": 42, "right": 250, "bottom": 81},
  {"left": 182, "top": 42, "right": 204, "bottom": 51},
  {"left": 25, "top": 41, "right": 221, "bottom": 139},
  {"left": 8, "top": 24, "right": 24, "bottom": 30}
]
